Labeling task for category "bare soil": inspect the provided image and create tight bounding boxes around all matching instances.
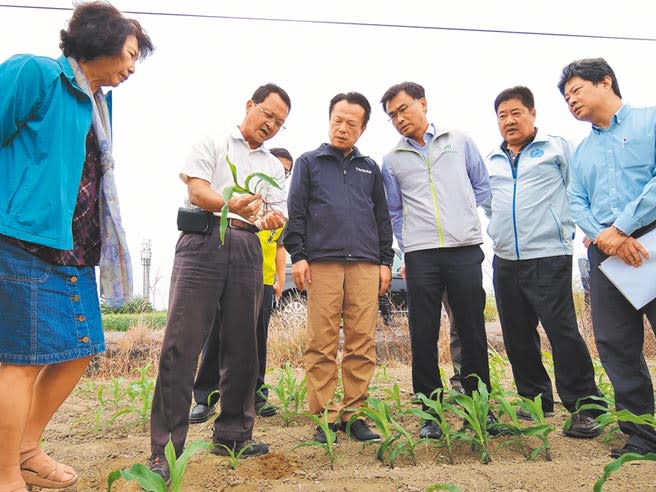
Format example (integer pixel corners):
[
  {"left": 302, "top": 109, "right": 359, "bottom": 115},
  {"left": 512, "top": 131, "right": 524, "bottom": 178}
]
[{"left": 44, "top": 363, "right": 656, "bottom": 492}]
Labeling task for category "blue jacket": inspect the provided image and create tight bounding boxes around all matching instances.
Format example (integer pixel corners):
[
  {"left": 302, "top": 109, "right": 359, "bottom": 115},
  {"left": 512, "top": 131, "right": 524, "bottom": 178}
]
[
  {"left": 484, "top": 131, "right": 575, "bottom": 260},
  {"left": 283, "top": 143, "right": 394, "bottom": 266},
  {"left": 0, "top": 54, "right": 93, "bottom": 249}
]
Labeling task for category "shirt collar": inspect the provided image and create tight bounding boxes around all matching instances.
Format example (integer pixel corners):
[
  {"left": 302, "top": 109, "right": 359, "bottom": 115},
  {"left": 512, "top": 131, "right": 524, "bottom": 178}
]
[
  {"left": 592, "top": 104, "right": 631, "bottom": 133},
  {"left": 232, "top": 125, "right": 268, "bottom": 152}
]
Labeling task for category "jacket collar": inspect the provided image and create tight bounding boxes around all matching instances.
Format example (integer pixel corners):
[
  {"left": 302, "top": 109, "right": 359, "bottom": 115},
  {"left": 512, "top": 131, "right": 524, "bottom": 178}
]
[
  {"left": 488, "top": 128, "right": 550, "bottom": 159},
  {"left": 316, "top": 142, "right": 366, "bottom": 160},
  {"left": 394, "top": 123, "right": 450, "bottom": 152}
]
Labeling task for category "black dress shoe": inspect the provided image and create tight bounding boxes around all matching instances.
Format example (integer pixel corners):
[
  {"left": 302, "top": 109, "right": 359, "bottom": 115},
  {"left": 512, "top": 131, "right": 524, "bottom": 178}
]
[
  {"left": 610, "top": 442, "right": 653, "bottom": 459},
  {"left": 348, "top": 419, "right": 381, "bottom": 442},
  {"left": 211, "top": 439, "right": 269, "bottom": 457},
  {"left": 564, "top": 413, "right": 601, "bottom": 438},
  {"left": 314, "top": 422, "right": 341, "bottom": 444},
  {"left": 189, "top": 403, "right": 217, "bottom": 424},
  {"left": 419, "top": 420, "right": 443, "bottom": 439},
  {"left": 147, "top": 454, "right": 170, "bottom": 482},
  {"left": 255, "top": 400, "right": 277, "bottom": 417}
]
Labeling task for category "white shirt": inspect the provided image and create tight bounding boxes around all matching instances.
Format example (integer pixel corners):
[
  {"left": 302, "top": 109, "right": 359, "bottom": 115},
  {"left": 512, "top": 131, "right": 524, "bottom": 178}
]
[{"left": 180, "top": 126, "right": 287, "bottom": 222}]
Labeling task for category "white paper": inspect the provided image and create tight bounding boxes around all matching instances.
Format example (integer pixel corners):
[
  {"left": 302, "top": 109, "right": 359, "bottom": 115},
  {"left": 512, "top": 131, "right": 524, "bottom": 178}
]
[{"left": 599, "top": 228, "right": 656, "bottom": 310}]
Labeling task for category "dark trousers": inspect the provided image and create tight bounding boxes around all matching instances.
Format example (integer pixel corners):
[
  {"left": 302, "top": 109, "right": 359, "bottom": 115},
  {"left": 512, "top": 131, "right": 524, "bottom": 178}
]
[
  {"left": 493, "top": 255, "right": 602, "bottom": 413},
  {"left": 150, "top": 228, "right": 263, "bottom": 456},
  {"left": 405, "top": 246, "right": 490, "bottom": 399},
  {"left": 193, "top": 285, "right": 273, "bottom": 406},
  {"left": 589, "top": 245, "right": 656, "bottom": 450}
]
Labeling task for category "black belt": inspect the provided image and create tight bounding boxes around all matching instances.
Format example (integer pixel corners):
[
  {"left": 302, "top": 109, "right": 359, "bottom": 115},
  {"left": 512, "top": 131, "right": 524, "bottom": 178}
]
[{"left": 228, "top": 218, "right": 259, "bottom": 234}]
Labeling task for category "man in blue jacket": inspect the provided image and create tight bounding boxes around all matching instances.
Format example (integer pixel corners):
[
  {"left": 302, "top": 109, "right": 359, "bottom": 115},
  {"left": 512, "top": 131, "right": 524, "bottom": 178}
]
[
  {"left": 485, "top": 86, "right": 603, "bottom": 437},
  {"left": 559, "top": 58, "right": 656, "bottom": 457},
  {"left": 284, "top": 92, "right": 394, "bottom": 444}
]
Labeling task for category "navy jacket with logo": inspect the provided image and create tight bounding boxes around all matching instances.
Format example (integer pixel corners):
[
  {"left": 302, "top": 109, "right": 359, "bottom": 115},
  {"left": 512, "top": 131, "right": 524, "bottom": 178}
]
[{"left": 284, "top": 143, "right": 394, "bottom": 266}]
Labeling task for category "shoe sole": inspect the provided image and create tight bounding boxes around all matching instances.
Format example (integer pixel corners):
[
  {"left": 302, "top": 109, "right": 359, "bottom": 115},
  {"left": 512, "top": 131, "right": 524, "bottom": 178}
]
[
  {"left": 257, "top": 409, "right": 277, "bottom": 417},
  {"left": 22, "top": 469, "right": 78, "bottom": 489},
  {"left": 189, "top": 414, "right": 214, "bottom": 424},
  {"left": 563, "top": 428, "right": 602, "bottom": 439}
]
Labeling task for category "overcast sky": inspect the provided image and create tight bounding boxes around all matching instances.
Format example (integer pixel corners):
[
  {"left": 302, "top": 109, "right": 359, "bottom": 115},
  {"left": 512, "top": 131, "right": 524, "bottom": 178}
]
[{"left": 1, "top": 0, "right": 655, "bottom": 307}]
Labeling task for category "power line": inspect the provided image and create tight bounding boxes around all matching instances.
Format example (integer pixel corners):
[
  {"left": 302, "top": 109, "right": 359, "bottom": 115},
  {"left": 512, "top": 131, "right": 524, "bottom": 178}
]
[{"left": 1, "top": 3, "right": 655, "bottom": 43}]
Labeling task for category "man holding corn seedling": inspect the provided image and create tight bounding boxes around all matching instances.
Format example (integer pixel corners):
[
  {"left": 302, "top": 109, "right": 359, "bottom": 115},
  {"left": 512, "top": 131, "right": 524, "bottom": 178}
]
[
  {"left": 559, "top": 58, "right": 656, "bottom": 458},
  {"left": 188, "top": 148, "right": 293, "bottom": 424},
  {"left": 380, "top": 81, "right": 500, "bottom": 440},
  {"left": 149, "top": 84, "right": 290, "bottom": 480},
  {"left": 484, "top": 85, "right": 605, "bottom": 437},
  {"left": 284, "top": 92, "right": 394, "bottom": 444}
]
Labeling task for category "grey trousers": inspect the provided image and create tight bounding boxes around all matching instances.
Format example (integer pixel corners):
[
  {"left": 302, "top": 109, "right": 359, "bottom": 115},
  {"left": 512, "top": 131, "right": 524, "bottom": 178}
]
[{"left": 150, "top": 227, "right": 263, "bottom": 456}]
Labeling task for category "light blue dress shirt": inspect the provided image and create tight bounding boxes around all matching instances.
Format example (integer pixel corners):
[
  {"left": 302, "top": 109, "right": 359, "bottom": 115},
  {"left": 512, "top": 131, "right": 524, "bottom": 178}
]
[{"left": 568, "top": 104, "right": 656, "bottom": 239}]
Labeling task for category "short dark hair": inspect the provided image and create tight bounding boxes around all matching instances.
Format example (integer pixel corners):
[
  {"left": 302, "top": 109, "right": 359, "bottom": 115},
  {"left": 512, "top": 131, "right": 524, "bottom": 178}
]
[
  {"left": 494, "top": 86, "right": 535, "bottom": 113},
  {"left": 60, "top": 1, "right": 153, "bottom": 61},
  {"left": 380, "top": 82, "right": 425, "bottom": 112},
  {"left": 251, "top": 83, "right": 292, "bottom": 111},
  {"left": 557, "top": 58, "right": 621, "bottom": 98},
  {"left": 270, "top": 147, "right": 293, "bottom": 165},
  {"left": 329, "top": 92, "right": 371, "bottom": 126}
]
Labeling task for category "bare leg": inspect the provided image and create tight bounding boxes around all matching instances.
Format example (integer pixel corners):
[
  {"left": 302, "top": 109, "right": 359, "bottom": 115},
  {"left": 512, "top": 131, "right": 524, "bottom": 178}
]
[
  {"left": 0, "top": 363, "right": 41, "bottom": 488},
  {"left": 19, "top": 356, "right": 91, "bottom": 486}
]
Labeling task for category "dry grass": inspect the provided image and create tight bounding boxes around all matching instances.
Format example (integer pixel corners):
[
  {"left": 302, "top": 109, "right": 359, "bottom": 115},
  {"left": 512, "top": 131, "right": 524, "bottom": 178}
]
[{"left": 89, "top": 324, "right": 162, "bottom": 378}]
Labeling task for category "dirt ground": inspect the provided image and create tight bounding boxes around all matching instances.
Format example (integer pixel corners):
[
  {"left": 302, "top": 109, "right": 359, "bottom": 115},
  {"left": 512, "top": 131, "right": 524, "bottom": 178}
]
[{"left": 42, "top": 363, "right": 656, "bottom": 492}]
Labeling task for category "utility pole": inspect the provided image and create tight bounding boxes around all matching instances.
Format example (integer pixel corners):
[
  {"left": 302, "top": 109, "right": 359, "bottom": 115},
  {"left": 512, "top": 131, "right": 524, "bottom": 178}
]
[{"left": 141, "top": 239, "right": 152, "bottom": 304}]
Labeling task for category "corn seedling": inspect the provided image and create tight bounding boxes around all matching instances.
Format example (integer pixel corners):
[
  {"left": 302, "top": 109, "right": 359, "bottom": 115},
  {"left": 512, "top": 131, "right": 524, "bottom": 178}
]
[
  {"left": 594, "top": 451, "right": 656, "bottom": 492},
  {"left": 489, "top": 392, "right": 530, "bottom": 458},
  {"left": 265, "top": 361, "right": 307, "bottom": 426},
  {"left": 292, "top": 409, "right": 338, "bottom": 469},
  {"left": 97, "top": 364, "right": 155, "bottom": 431},
  {"left": 214, "top": 442, "right": 254, "bottom": 470},
  {"left": 351, "top": 397, "right": 426, "bottom": 468},
  {"left": 487, "top": 347, "right": 508, "bottom": 397},
  {"left": 382, "top": 381, "right": 410, "bottom": 417},
  {"left": 425, "top": 484, "right": 463, "bottom": 492},
  {"left": 219, "top": 153, "right": 281, "bottom": 243},
  {"left": 107, "top": 439, "right": 209, "bottom": 492},
  {"left": 451, "top": 377, "right": 493, "bottom": 464},
  {"left": 410, "top": 390, "right": 458, "bottom": 464},
  {"left": 515, "top": 395, "right": 554, "bottom": 461}
]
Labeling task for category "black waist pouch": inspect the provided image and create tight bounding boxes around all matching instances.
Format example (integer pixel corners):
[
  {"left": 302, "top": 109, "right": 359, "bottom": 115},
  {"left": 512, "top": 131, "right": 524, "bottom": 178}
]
[{"left": 177, "top": 208, "right": 215, "bottom": 234}]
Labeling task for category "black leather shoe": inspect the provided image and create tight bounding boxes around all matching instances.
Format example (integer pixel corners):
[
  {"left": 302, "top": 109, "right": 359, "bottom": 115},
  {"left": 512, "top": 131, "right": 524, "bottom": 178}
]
[
  {"left": 516, "top": 408, "right": 555, "bottom": 421},
  {"left": 147, "top": 454, "right": 170, "bottom": 482},
  {"left": 564, "top": 413, "right": 601, "bottom": 438},
  {"left": 314, "top": 422, "right": 341, "bottom": 444},
  {"left": 211, "top": 439, "right": 269, "bottom": 457},
  {"left": 189, "top": 403, "right": 217, "bottom": 424},
  {"left": 348, "top": 419, "right": 381, "bottom": 442},
  {"left": 610, "top": 442, "right": 653, "bottom": 459},
  {"left": 255, "top": 400, "right": 277, "bottom": 417},
  {"left": 485, "top": 413, "right": 513, "bottom": 437},
  {"left": 419, "top": 420, "right": 443, "bottom": 439}
]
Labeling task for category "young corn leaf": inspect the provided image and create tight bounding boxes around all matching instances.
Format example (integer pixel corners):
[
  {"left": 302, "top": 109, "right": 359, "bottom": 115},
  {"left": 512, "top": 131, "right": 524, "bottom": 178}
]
[
  {"left": 244, "top": 172, "right": 281, "bottom": 194},
  {"left": 219, "top": 186, "right": 234, "bottom": 243},
  {"left": 169, "top": 440, "right": 210, "bottom": 490},
  {"left": 426, "top": 484, "right": 463, "bottom": 492},
  {"left": 107, "top": 463, "right": 167, "bottom": 492},
  {"left": 593, "top": 452, "right": 656, "bottom": 492}
]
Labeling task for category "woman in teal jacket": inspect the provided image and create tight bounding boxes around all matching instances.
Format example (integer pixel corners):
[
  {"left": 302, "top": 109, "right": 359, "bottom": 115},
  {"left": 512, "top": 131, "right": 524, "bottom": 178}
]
[{"left": 0, "top": 3, "right": 152, "bottom": 491}]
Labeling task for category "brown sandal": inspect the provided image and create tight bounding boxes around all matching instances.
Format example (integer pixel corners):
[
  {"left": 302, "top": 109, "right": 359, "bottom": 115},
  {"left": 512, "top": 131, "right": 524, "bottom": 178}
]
[
  {"left": 0, "top": 480, "right": 28, "bottom": 492},
  {"left": 20, "top": 448, "right": 77, "bottom": 489}
]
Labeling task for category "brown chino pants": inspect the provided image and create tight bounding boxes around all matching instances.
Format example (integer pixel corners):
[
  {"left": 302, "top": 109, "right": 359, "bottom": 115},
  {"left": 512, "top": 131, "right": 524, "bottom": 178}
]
[
  {"left": 305, "top": 261, "right": 379, "bottom": 423},
  {"left": 150, "top": 227, "right": 263, "bottom": 456}
]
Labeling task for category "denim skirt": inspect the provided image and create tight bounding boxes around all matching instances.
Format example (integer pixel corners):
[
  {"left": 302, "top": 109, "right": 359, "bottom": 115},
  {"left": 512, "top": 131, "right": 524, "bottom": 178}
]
[{"left": 0, "top": 239, "right": 105, "bottom": 365}]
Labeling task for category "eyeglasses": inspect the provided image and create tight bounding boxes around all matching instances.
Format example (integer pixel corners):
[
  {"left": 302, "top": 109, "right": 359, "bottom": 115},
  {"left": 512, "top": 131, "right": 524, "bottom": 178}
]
[
  {"left": 387, "top": 99, "right": 419, "bottom": 122},
  {"left": 255, "top": 103, "right": 286, "bottom": 130}
]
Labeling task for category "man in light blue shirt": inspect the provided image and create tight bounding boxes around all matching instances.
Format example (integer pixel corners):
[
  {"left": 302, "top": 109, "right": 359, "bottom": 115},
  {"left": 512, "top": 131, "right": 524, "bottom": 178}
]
[{"left": 559, "top": 57, "right": 656, "bottom": 458}]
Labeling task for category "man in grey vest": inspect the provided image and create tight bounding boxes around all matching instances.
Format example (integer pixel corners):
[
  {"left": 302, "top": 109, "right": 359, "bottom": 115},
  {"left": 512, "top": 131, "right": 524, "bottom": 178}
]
[{"left": 380, "top": 81, "right": 496, "bottom": 439}]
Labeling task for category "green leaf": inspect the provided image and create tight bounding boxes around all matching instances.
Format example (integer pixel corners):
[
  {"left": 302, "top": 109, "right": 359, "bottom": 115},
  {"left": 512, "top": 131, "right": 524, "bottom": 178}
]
[
  {"left": 594, "top": 452, "right": 656, "bottom": 492},
  {"left": 426, "top": 484, "right": 463, "bottom": 492},
  {"left": 219, "top": 186, "right": 234, "bottom": 244},
  {"left": 225, "top": 153, "right": 239, "bottom": 185},
  {"left": 119, "top": 464, "right": 167, "bottom": 492},
  {"left": 106, "top": 470, "right": 122, "bottom": 492},
  {"left": 169, "top": 440, "right": 210, "bottom": 489},
  {"left": 244, "top": 172, "right": 281, "bottom": 194}
]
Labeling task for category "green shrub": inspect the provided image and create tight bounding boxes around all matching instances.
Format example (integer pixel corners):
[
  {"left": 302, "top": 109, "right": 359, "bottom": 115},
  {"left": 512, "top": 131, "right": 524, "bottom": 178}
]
[
  {"left": 102, "top": 311, "right": 167, "bottom": 332},
  {"left": 102, "top": 295, "right": 154, "bottom": 314}
]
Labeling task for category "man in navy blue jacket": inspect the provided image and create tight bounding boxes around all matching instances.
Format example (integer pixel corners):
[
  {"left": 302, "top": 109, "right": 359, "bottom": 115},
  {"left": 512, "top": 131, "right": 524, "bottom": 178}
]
[{"left": 284, "top": 92, "right": 394, "bottom": 444}]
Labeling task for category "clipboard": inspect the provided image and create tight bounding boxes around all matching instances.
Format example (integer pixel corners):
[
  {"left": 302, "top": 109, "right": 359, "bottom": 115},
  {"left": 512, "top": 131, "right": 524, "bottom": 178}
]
[{"left": 599, "top": 228, "right": 656, "bottom": 310}]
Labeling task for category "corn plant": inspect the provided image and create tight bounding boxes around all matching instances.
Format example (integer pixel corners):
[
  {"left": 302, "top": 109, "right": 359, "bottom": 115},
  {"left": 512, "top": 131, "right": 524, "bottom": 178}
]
[
  {"left": 592, "top": 357, "right": 615, "bottom": 403},
  {"left": 425, "top": 484, "right": 463, "bottom": 492},
  {"left": 409, "top": 390, "right": 458, "bottom": 464},
  {"left": 219, "top": 153, "right": 281, "bottom": 243},
  {"left": 265, "top": 361, "right": 307, "bottom": 426},
  {"left": 96, "top": 365, "right": 155, "bottom": 432},
  {"left": 107, "top": 439, "right": 209, "bottom": 492},
  {"left": 451, "top": 377, "right": 493, "bottom": 464},
  {"left": 594, "top": 451, "right": 656, "bottom": 491},
  {"left": 351, "top": 398, "right": 427, "bottom": 468},
  {"left": 382, "top": 381, "right": 410, "bottom": 417},
  {"left": 513, "top": 395, "right": 554, "bottom": 461},
  {"left": 487, "top": 347, "right": 508, "bottom": 397},
  {"left": 214, "top": 442, "right": 254, "bottom": 470},
  {"left": 488, "top": 392, "right": 529, "bottom": 458},
  {"left": 292, "top": 409, "right": 338, "bottom": 469}
]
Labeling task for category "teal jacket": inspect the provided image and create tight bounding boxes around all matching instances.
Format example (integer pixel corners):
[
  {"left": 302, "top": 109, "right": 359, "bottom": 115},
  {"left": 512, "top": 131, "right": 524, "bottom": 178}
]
[{"left": 0, "top": 54, "right": 93, "bottom": 249}]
